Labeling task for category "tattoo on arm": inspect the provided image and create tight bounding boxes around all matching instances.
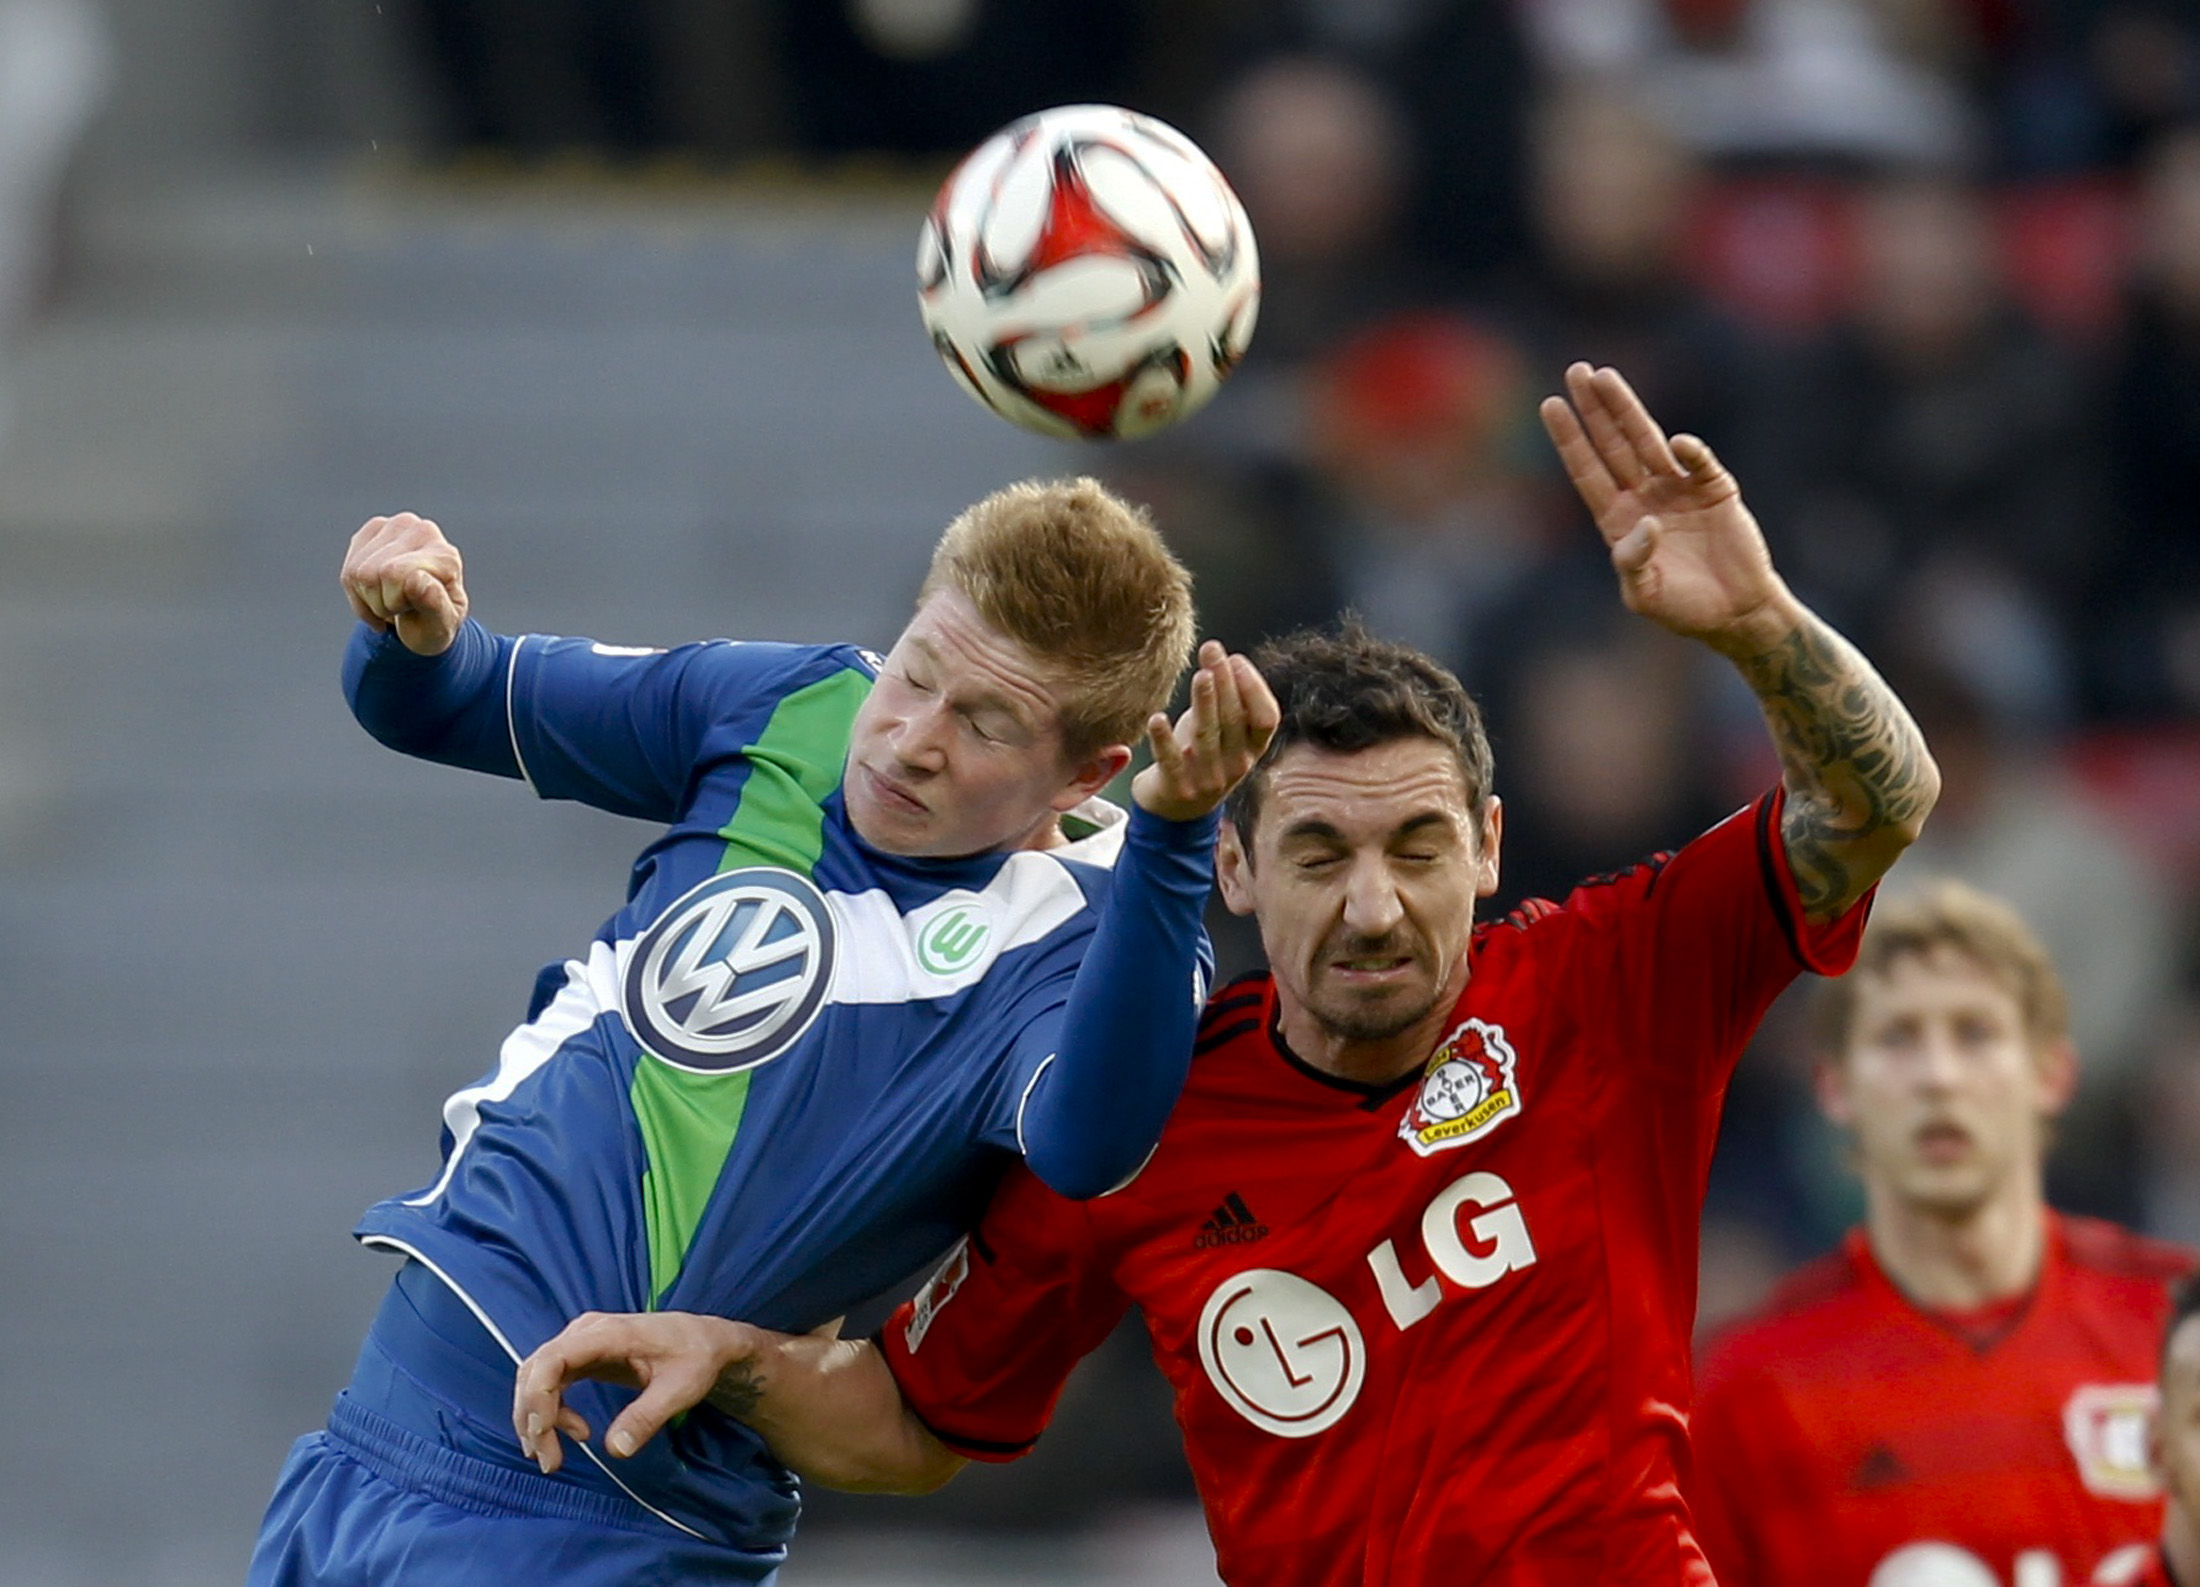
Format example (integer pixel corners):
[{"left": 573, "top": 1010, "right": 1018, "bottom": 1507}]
[
  {"left": 709, "top": 1356, "right": 764, "bottom": 1421},
  {"left": 1736, "top": 612, "right": 1936, "bottom": 917}
]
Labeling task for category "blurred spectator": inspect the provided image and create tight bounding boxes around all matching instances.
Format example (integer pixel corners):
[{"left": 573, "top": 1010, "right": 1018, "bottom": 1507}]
[
  {"left": 2097, "top": 123, "right": 2200, "bottom": 718},
  {"left": 1476, "top": 574, "right": 1732, "bottom": 911},
  {"left": 1764, "top": 172, "right": 2104, "bottom": 712},
  {"left": 1521, "top": 0, "right": 1977, "bottom": 166},
  {"left": 2084, "top": 2, "right": 2200, "bottom": 167},
  {"left": 1293, "top": 310, "right": 1559, "bottom": 683},
  {"left": 1204, "top": 54, "right": 1430, "bottom": 373},
  {"left": 0, "top": 0, "right": 105, "bottom": 432},
  {"left": 1190, "top": 1, "right": 1534, "bottom": 284},
  {"left": 1503, "top": 83, "right": 1761, "bottom": 453}
]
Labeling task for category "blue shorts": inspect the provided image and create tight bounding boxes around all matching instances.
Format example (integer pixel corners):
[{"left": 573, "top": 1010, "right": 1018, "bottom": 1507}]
[{"left": 248, "top": 1265, "right": 783, "bottom": 1586}]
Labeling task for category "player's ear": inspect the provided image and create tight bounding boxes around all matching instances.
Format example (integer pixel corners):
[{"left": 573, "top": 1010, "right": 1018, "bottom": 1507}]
[
  {"left": 1475, "top": 797, "right": 1503, "bottom": 898},
  {"left": 1051, "top": 743, "right": 1133, "bottom": 813},
  {"left": 2034, "top": 1036, "right": 2078, "bottom": 1119},
  {"left": 1217, "top": 820, "right": 1256, "bottom": 917}
]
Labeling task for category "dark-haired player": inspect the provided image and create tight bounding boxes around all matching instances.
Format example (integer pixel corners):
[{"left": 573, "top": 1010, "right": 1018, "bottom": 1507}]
[
  {"left": 511, "top": 365, "right": 1939, "bottom": 1585},
  {"left": 1694, "top": 885, "right": 2196, "bottom": 1587}
]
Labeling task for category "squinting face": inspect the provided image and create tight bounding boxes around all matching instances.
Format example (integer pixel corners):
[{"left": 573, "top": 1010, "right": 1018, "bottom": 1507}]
[
  {"left": 1819, "top": 946, "right": 2072, "bottom": 1218},
  {"left": 845, "top": 588, "right": 1114, "bottom": 859},
  {"left": 1220, "top": 738, "right": 1497, "bottom": 1056}
]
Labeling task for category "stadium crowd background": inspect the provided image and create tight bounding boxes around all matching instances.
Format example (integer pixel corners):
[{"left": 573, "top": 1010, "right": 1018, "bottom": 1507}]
[{"left": 1, "top": 0, "right": 2197, "bottom": 1582}]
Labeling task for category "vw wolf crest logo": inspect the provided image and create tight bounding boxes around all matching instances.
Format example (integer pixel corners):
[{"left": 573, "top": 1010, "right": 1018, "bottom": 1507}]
[
  {"left": 1399, "top": 1018, "right": 1522, "bottom": 1158},
  {"left": 623, "top": 867, "right": 836, "bottom": 1074}
]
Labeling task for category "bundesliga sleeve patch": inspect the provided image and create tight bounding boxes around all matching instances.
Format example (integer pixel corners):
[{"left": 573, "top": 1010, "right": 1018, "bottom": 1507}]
[{"left": 1398, "top": 1019, "right": 1523, "bottom": 1158}]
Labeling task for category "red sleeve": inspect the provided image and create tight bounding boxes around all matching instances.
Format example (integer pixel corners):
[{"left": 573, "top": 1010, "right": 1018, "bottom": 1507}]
[
  {"left": 1563, "top": 788, "right": 1873, "bottom": 1087},
  {"left": 878, "top": 1163, "right": 1132, "bottom": 1462}
]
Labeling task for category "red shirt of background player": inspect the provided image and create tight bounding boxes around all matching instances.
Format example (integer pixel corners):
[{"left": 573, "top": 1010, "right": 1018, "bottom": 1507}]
[
  {"left": 1694, "top": 1217, "right": 2194, "bottom": 1587},
  {"left": 882, "top": 791, "right": 1866, "bottom": 1587}
]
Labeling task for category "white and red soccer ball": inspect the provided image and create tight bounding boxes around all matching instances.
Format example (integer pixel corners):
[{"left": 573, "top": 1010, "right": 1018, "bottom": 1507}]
[{"left": 917, "top": 104, "right": 1261, "bottom": 441}]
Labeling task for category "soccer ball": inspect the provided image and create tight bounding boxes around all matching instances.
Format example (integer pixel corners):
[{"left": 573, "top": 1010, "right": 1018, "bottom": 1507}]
[{"left": 917, "top": 104, "right": 1261, "bottom": 441}]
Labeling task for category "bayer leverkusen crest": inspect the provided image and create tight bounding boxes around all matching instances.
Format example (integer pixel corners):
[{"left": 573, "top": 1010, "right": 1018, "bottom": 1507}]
[{"left": 1399, "top": 1018, "right": 1522, "bottom": 1158}]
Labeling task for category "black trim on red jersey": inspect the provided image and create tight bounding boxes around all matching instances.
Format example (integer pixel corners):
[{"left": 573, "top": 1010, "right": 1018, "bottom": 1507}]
[
  {"left": 1195, "top": 1018, "right": 1262, "bottom": 1056},
  {"left": 1203, "top": 972, "right": 1268, "bottom": 1022},
  {"left": 877, "top": 1343, "right": 1040, "bottom": 1459},
  {"left": 1197, "top": 972, "right": 1271, "bottom": 1058},
  {"left": 1268, "top": 1006, "right": 1424, "bottom": 1111},
  {"left": 1754, "top": 793, "right": 1811, "bottom": 969}
]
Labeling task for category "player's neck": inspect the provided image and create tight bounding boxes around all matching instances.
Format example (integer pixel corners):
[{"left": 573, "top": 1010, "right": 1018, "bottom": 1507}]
[
  {"left": 1864, "top": 1177, "right": 2048, "bottom": 1313},
  {"left": 1281, "top": 994, "right": 1463, "bottom": 1089}
]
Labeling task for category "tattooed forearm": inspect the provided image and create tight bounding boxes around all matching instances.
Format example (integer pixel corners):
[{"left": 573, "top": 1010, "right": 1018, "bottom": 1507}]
[
  {"left": 709, "top": 1355, "right": 765, "bottom": 1421},
  {"left": 1733, "top": 609, "right": 1939, "bottom": 919}
]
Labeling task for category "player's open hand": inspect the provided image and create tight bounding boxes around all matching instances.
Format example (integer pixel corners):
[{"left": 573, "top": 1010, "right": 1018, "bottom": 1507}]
[
  {"left": 1132, "top": 641, "right": 1279, "bottom": 823},
  {"left": 1540, "top": 364, "right": 1795, "bottom": 653},
  {"left": 513, "top": 1310, "right": 762, "bottom": 1475},
  {"left": 341, "top": 511, "right": 470, "bottom": 657}
]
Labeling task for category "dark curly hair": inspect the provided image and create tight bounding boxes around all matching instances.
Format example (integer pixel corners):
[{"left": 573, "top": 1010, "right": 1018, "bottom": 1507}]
[{"left": 1224, "top": 620, "right": 1495, "bottom": 857}]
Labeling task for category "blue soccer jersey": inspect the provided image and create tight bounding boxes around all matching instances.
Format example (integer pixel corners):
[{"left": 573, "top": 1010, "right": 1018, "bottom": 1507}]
[{"left": 314, "top": 619, "right": 1215, "bottom": 1556}]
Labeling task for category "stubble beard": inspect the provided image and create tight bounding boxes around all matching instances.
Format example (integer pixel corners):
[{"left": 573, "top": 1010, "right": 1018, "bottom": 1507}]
[{"left": 1308, "top": 982, "right": 1442, "bottom": 1046}]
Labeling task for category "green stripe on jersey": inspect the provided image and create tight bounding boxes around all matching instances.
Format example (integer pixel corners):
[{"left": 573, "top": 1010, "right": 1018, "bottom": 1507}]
[
  {"left": 632, "top": 664, "right": 871, "bottom": 1306},
  {"left": 715, "top": 668, "right": 873, "bottom": 875}
]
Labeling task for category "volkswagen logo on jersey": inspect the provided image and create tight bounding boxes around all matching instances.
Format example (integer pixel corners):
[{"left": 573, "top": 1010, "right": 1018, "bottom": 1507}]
[
  {"left": 622, "top": 867, "right": 837, "bottom": 1074},
  {"left": 1197, "top": 1269, "right": 1366, "bottom": 1439}
]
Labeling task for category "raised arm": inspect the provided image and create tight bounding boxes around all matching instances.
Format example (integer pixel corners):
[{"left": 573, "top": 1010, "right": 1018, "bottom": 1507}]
[
  {"left": 513, "top": 1312, "right": 966, "bottom": 1495},
  {"left": 1017, "top": 642, "right": 1279, "bottom": 1197},
  {"left": 1540, "top": 363, "right": 1939, "bottom": 921}
]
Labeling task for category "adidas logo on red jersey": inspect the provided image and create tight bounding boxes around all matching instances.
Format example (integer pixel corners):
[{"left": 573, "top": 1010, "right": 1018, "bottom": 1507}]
[{"left": 1194, "top": 1192, "right": 1269, "bottom": 1249}]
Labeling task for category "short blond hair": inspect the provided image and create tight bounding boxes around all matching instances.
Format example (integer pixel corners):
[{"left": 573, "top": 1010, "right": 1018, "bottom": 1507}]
[
  {"left": 1811, "top": 881, "right": 2070, "bottom": 1058},
  {"left": 920, "top": 477, "right": 1195, "bottom": 755}
]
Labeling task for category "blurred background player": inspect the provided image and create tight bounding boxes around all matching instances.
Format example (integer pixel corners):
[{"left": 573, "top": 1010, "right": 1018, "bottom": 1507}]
[
  {"left": 1693, "top": 882, "right": 2198, "bottom": 1587},
  {"left": 2137, "top": 1274, "right": 2200, "bottom": 1587},
  {"left": 247, "top": 485, "right": 1277, "bottom": 1585},
  {"left": 507, "top": 361, "right": 1939, "bottom": 1585}
]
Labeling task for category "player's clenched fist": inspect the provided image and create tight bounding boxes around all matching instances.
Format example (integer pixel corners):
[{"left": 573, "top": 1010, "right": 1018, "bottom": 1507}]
[{"left": 341, "top": 511, "right": 469, "bottom": 657}]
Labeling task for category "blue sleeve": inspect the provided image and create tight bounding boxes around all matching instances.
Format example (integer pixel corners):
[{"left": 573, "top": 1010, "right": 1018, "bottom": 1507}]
[
  {"left": 345, "top": 620, "right": 863, "bottom": 825},
  {"left": 1011, "top": 805, "right": 1218, "bottom": 1200},
  {"left": 342, "top": 618, "right": 523, "bottom": 779}
]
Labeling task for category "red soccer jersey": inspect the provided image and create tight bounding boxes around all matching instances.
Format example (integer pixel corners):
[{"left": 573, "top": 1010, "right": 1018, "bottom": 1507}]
[
  {"left": 882, "top": 792, "right": 1867, "bottom": 1587},
  {"left": 1693, "top": 1217, "right": 2196, "bottom": 1587}
]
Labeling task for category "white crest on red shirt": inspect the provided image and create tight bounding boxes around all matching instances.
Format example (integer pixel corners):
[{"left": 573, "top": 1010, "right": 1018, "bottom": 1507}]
[
  {"left": 1398, "top": 1018, "right": 1522, "bottom": 1158},
  {"left": 2063, "top": 1382, "right": 2161, "bottom": 1500}
]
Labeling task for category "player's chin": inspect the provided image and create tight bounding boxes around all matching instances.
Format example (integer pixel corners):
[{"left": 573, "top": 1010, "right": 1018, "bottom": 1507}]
[
  {"left": 1894, "top": 1163, "right": 1992, "bottom": 1216},
  {"left": 1314, "top": 984, "right": 1439, "bottom": 1044}
]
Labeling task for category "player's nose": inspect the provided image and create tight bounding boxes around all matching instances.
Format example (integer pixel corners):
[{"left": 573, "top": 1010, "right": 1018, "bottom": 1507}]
[
  {"left": 1339, "top": 857, "right": 1406, "bottom": 937},
  {"left": 887, "top": 697, "right": 952, "bottom": 771}
]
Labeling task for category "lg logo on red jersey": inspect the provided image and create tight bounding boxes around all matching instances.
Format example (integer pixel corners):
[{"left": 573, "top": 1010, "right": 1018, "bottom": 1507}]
[
  {"left": 1195, "top": 1171, "right": 1538, "bottom": 1438},
  {"left": 1867, "top": 1542, "right": 2153, "bottom": 1586}
]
